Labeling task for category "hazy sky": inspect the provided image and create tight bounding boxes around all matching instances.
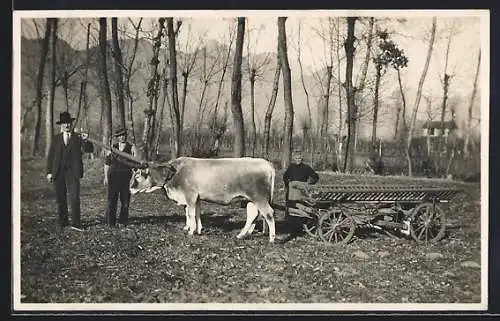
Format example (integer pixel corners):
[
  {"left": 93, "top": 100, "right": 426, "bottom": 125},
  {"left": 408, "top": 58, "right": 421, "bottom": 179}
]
[{"left": 17, "top": 10, "right": 488, "bottom": 137}]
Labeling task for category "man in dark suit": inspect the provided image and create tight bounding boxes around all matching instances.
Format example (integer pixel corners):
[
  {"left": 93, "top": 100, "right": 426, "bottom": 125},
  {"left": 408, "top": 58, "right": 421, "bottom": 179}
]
[
  {"left": 46, "top": 112, "right": 94, "bottom": 230},
  {"left": 104, "top": 127, "right": 138, "bottom": 227}
]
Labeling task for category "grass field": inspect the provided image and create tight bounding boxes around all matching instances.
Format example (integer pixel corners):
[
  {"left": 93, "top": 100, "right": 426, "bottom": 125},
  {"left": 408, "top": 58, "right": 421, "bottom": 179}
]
[{"left": 17, "top": 157, "right": 483, "bottom": 305}]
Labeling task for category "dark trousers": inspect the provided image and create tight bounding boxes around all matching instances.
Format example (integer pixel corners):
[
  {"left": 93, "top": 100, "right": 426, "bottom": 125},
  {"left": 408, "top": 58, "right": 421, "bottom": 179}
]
[
  {"left": 54, "top": 169, "right": 81, "bottom": 228},
  {"left": 285, "top": 200, "right": 306, "bottom": 237},
  {"left": 106, "top": 170, "right": 132, "bottom": 226}
]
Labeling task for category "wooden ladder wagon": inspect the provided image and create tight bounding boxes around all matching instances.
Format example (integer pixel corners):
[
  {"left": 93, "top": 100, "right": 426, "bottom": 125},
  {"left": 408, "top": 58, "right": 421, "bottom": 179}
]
[{"left": 286, "top": 185, "right": 462, "bottom": 244}]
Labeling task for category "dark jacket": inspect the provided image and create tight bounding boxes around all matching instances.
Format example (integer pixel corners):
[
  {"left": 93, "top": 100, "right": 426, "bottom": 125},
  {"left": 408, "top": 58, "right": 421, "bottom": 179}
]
[
  {"left": 283, "top": 163, "right": 319, "bottom": 187},
  {"left": 46, "top": 132, "right": 94, "bottom": 180}
]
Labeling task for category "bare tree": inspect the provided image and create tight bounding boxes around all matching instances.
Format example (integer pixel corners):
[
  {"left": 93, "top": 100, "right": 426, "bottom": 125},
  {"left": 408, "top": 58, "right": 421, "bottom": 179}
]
[
  {"left": 335, "top": 17, "right": 344, "bottom": 166},
  {"left": 141, "top": 18, "right": 165, "bottom": 159},
  {"left": 296, "top": 20, "right": 313, "bottom": 162},
  {"left": 154, "top": 67, "right": 168, "bottom": 157},
  {"left": 74, "top": 23, "right": 91, "bottom": 132},
  {"left": 211, "top": 21, "right": 236, "bottom": 151},
  {"left": 177, "top": 21, "right": 199, "bottom": 130},
  {"left": 343, "top": 17, "right": 357, "bottom": 172},
  {"left": 54, "top": 19, "right": 88, "bottom": 114},
  {"left": 32, "top": 19, "right": 51, "bottom": 156},
  {"left": 123, "top": 18, "right": 143, "bottom": 144},
  {"left": 166, "top": 18, "right": 182, "bottom": 158},
  {"left": 263, "top": 54, "right": 281, "bottom": 159},
  {"left": 44, "top": 18, "right": 58, "bottom": 158},
  {"left": 231, "top": 17, "right": 246, "bottom": 157},
  {"left": 193, "top": 45, "right": 221, "bottom": 148},
  {"left": 394, "top": 59, "right": 408, "bottom": 138},
  {"left": 371, "top": 28, "right": 408, "bottom": 146},
  {"left": 407, "top": 17, "right": 437, "bottom": 176},
  {"left": 98, "top": 18, "right": 113, "bottom": 151},
  {"left": 111, "top": 18, "right": 126, "bottom": 129},
  {"left": 278, "top": 17, "right": 294, "bottom": 169},
  {"left": 438, "top": 21, "right": 456, "bottom": 152},
  {"left": 245, "top": 21, "right": 272, "bottom": 157},
  {"left": 352, "top": 17, "right": 374, "bottom": 153},
  {"left": 464, "top": 49, "right": 481, "bottom": 155}
]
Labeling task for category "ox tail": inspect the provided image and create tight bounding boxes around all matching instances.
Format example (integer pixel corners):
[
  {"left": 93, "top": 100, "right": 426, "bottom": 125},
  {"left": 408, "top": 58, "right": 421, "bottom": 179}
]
[{"left": 269, "top": 166, "right": 276, "bottom": 203}]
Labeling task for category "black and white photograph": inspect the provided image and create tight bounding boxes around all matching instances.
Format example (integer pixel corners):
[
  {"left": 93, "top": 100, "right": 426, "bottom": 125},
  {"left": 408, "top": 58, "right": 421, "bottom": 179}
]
[{"left": 12, "top": 10, "right": 489, "bottom": 311}]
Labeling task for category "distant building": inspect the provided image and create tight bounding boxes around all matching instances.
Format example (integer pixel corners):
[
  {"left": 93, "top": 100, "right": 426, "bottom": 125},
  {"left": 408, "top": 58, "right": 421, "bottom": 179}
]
[
  {"left": 419, "top": 120, "right": 458, "bottom": 155},
  {"left": 421, "top": 120, "right": 457, "bottom": 137}
]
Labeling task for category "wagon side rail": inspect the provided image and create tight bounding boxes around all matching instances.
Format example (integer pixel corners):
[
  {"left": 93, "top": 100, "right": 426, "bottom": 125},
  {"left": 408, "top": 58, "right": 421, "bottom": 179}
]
[{"left": 309, "top": 185, "right": 462, "bottom": 204}]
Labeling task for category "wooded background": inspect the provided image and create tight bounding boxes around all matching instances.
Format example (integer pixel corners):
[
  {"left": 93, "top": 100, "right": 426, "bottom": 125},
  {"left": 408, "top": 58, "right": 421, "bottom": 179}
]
[{"left": 18, "top": 15, "right": 483, "bottom": 179}]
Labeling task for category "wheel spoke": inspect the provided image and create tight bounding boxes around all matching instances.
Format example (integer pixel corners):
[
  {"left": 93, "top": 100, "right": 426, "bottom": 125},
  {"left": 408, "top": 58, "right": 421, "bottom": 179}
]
[
  {"left": 418, "top": 225, "right": 426, "bottom": 240},
  {"left": 337, "top": 217, "right": 350, "bottom": 227},
  {"left": 413, "top": 222, "right": 425, "bottom": 233},
  {"left": 328, "top": 230, "right": 334, "bottom": 242},
  {"left": 324, "top": 229, "right": 334, "bottom": 238}
]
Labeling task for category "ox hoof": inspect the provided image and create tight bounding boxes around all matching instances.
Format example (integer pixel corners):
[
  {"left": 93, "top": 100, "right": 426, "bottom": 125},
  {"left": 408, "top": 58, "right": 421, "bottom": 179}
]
[{"left": 183, "top": 225, "right": 189, "bottom": 231}]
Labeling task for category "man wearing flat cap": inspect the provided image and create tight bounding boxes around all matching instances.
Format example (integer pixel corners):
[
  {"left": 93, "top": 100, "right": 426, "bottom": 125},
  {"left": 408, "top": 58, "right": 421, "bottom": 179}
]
[
  {"left": 46, "top": 111, "right": 94, "bottom": 231},
  {"left": 280, "top": 149, "right": 319, "bottom": 241},
  {"left": 104, "top": 127, "right": 138, "bottom": 227}
]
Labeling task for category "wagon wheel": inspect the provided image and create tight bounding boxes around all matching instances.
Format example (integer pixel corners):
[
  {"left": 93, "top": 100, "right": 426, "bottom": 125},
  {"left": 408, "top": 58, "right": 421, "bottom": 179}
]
[
  {"left": 409, "top": 202, "right": 446, "bottom": 243},
  {"left": 302, "top": 214, "right": 319, "bottom": 238},
  {"left": 317, "top": 208, "right": 356, "bottom": 244}
]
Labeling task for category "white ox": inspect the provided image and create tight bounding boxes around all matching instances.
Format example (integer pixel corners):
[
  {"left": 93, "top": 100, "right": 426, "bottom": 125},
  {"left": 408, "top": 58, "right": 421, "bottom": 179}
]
[{"left": 129, "top": 157, "right": 276, "bottom": 243}]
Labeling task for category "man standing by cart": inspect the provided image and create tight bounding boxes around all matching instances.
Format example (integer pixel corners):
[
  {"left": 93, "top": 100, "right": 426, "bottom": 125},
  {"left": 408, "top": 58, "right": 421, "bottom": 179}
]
[
  {"left": 104, "top": 127, "right": 138, "bottom": 228},
  {"left": 279, "top": 149, "right": 319, "bottom": 242}
]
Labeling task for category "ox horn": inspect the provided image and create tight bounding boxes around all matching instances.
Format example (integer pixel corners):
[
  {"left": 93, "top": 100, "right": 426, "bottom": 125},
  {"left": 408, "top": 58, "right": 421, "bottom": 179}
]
[{"left": 85, "top": 136, "right": 147, "bottom": 166}]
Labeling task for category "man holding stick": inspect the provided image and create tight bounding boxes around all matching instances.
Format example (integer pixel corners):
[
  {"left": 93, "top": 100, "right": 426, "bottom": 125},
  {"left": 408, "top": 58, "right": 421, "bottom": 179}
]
[{"left": 46, "top": 112, "right": 94, "bottom": 231}]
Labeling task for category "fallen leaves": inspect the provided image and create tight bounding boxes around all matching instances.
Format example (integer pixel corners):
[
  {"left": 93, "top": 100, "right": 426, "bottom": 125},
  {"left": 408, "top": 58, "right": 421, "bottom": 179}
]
[{"left": 18, "top": 158, "right": 482, "bottom": 304}]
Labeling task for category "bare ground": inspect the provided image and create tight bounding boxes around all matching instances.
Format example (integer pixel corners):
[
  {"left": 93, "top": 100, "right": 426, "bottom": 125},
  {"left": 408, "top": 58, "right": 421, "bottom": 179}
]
[{"left": 18, "top": 157, "right": 482, "bottom": 304}]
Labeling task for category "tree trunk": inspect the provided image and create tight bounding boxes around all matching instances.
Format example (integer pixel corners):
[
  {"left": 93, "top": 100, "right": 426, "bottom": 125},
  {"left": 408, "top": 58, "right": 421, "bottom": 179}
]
[
  {"left": 111, "top": 18, "right": 126, "bottom": 130},
  {"left": 33, "top": 19, "right": 51, "bottom": 156},
  {"left": 407, "top": 17, "right": 436, "bottom": 176},
  {"left": 343, "top": 17, "right": 356, "bottom": 172},
  {"left": 396, "top": 67, "right": 407, "bottom": 137},
  {"left": 464, "top": 49, "right": 481, "bottom": 155},
  {"left": 125, "top": 18, "right": 142, "bottom": 145},
  {"left": 212, "top": 31, "right": 235, "bottom": 132},
  {"left": 180, "top": 71, "right": 188, "bottom": 129},
  {"left": 263, "top": 57, "right": 281, "bottom": 159},
  {"left": 336, "top": 17, "right": 344, "bottom": 168},
  {"left": 371, "top": 64, "right": 382, "bottom": 146},
  {"left": 166, "top": 18, "right": 182, "bottom": 158},
  {"left": 98, "top": 18, "right": 113, "bottom": 151},
  {"left": 278, "top": 17, "right": 294, "bottom": 169},
  {"left": 297, "top": 22, "right": 313, "bottom": 164},
  {"left": 439, "top": 74, "right": 450, "bottom": 153},
  {"left": 74, "top": 23, "right": 91, "bottom": 133},
  {"left": 231, "top": 17, "right": 246, "bottom": 158},
  {"left": 439, "top": 28, "right": 453, "bottom": 150},
  {"left": 249, "top": 69, "right": 257, "bottom": 157},
  {"left": 154, "top": 71, "right": 169, "bottom": 158},
  {"left": 356, "top": 17, "right": 374, "bottom": 92},
  {"left": 394, "top": 106, "right": 401, "bottom": 139},
  {"left": 141, "top": 18, "right": 165, "bottom": 159},
  {"left": 44, "top": 18, "right": 58, "bottom": 158},
  {"left": 322, "top": 66, "right": 333, "bottom": 165}
]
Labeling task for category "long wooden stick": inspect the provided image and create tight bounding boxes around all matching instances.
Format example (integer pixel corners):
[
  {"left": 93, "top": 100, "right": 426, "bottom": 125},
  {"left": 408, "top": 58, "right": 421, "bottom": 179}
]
[{"left": 85, "top": 136, "right": 144, "bottom": 164}]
